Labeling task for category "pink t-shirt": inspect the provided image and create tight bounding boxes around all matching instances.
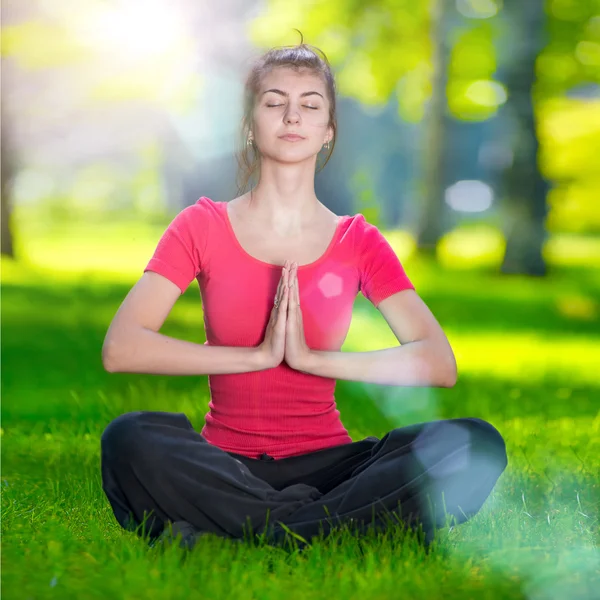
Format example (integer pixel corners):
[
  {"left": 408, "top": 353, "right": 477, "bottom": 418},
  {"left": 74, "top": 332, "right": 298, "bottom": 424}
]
[{"left": 144, "top": 196, "right": 414, "bottom": 459}]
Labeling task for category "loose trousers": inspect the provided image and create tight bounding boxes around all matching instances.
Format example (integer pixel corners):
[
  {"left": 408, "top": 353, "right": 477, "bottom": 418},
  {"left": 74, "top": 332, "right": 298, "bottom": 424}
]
[{"left": 100, "top": 411, "right": 508, "bottom": 547}]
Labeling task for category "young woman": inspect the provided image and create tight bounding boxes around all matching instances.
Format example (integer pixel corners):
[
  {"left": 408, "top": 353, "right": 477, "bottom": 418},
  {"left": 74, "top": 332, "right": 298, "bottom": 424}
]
[{"left": 100, "top": 39, "right": 508, "bottom": 551}]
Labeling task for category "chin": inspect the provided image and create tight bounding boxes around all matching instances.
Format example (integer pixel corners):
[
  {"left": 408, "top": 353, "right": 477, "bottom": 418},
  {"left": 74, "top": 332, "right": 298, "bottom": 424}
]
[{"left": 266, "top": 149, "right": 317, "bottom": 163}]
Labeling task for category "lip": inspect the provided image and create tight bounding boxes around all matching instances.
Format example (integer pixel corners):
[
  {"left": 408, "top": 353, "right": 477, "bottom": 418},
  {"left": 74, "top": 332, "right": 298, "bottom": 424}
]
[{"left": 279, "top": 134, "right": 305, "bottom": 141}]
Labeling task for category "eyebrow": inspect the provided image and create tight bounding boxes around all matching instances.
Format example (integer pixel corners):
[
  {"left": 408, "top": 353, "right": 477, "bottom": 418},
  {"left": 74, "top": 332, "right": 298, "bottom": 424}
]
[{"left": 261, "top": 88, "right": 324, "bottom": 99}]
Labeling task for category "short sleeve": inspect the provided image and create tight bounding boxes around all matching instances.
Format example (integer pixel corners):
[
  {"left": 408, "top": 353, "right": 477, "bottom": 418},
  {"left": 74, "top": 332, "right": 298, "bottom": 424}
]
[
  {"left": 143, "top": 201, "right": 208, "bottom": 294},
  {"left": 356, "top": 215, "right": 415, "bottom": 307}
]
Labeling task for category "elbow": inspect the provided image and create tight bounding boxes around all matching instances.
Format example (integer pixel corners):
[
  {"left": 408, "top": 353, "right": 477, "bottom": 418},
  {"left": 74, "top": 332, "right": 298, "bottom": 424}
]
[
  {"left": 442, "top": 353, "right": 458, "bottom": 388},
  {"left": 426, "top": 339, "right": 458, "bottom": 388},
  {"left": 103, "top": 357, "right": 120, "bottom": 373},
  {"left": 102, "top": 326, "right": 144, "bottom": 372},
  {"left": 443, "top": 369, "right": 458, "bottom": 388},
  {"left": 102, "top": 337, "right": 123, "bottom": 373}
]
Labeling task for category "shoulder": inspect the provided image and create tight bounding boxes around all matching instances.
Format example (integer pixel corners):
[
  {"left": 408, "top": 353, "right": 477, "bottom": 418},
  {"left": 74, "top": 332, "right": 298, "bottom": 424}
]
[
  {"left": 343, "top": 212, "right": 370, "bottom": 227},
  {"left": 342, "top": 212, "right": 377, "bottom": 240},
  {"left": 344, "top": 214, "right": 404, "bottom": 261},
  {"left": 161, "top": 197, "right": 217, "bottom": 249},
  {"left": 188, "top": 195, "right": 216, "bottom": 213},
  {"left": 173, "top": 196, "right": 218, "bottom": 223}
]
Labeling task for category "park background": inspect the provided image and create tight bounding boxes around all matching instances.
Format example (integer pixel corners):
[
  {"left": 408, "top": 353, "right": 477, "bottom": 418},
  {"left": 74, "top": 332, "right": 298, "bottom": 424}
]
[{"left": 2, "top": 0, "right": 599, "bottom": 598}]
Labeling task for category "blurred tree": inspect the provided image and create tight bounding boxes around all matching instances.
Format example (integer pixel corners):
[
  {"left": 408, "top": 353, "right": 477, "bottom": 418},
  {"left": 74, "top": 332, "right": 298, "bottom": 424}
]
[
  {"left": 499, "top": 0, "right": 550, "bottom": 276},
  {"left": 1, "top": 116, "right": 16, "bottom": 258},
  {"left": 415, "top": 0, "right": 450, "bottom": 253},
  {"left": 537, "top": 0, "right": 600, "bottom": 237},
  {"left": 1, "top": 2, "right": 22, "bottom": 258}
]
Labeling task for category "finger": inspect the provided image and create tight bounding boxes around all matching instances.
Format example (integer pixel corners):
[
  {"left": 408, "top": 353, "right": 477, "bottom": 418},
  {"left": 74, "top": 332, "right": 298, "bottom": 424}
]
[
  {"left": 286, "top": 291, "right": 294, "bottom": 328},
  {"left": 276, "top": 264, "right": 289, "bottom": 303},
  {"left": 279, "top": 282, "right": 289, "bottom": 311},
  {"left": 273, "top": 291, "right": 282, "bottom": 319},
  {"left": 276, "top": 266, "right": 285, "bottom": 298},
  {"left": 290, "top": 265, "right": 298, "bottom": 306},
  {"left": 278, "top": 286, "right": 289, "bottom": 326},
  {"left": 281, "top": 262, "right": 290, "bottom": 288},
  {"left": 295, "top": 267, "right": 300, "bottom": 305},
  {"left": 281, "top": 268, "right": 289, "bottom": 303},
  {"left": 287, "top": 272, "right": 295, "bottom": 310}
]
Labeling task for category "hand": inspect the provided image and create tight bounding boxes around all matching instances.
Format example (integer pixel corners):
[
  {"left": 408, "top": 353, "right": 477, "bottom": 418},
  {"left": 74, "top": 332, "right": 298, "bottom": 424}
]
[
  {"left": 284, "top": 262, "right": 313, "bottom": 372},
  {"left": 257, "top": 260, "right": 290, "bottom": 368}
]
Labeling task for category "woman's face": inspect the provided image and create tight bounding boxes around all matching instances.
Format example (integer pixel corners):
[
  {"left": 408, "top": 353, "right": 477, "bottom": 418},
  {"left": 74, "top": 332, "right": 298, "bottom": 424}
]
[{"left": 251, "top": 67, "right": 333, "bottom": 164}]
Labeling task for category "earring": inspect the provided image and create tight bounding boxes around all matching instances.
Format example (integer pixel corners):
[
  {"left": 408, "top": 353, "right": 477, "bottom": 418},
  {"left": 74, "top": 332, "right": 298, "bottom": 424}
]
[
  {"left": 323, "top": 140, "right": 330, "bottom": 150},
  {"left": 247, "top": 136, "right": 253, "bottom": 146}
]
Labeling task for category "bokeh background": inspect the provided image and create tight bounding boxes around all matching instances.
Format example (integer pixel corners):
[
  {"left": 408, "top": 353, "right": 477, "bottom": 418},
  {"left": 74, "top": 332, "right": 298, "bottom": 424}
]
[
  {"left": 2, "top": 0, "right": 599, "bottom": 598},
  {"left": 2, "top": 0, "right": 600, "bottom": 273}
]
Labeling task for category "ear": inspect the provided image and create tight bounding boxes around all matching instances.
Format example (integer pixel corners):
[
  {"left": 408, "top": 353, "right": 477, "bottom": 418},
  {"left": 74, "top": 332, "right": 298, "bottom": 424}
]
[{"left": 326, "top": 125, "right": 334, "bottom": 145}]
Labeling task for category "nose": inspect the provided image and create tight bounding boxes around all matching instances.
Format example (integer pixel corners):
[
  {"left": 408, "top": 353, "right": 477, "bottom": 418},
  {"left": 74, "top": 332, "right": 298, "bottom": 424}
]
[{"left": 284, "top": 106, "right": 300, "bottom": 124}]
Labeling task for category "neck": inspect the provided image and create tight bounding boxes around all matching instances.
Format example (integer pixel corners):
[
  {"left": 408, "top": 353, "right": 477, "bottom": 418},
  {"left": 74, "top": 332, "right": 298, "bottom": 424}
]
[{"left": 246, "top": 160, "right": 321, "bottom": 234}]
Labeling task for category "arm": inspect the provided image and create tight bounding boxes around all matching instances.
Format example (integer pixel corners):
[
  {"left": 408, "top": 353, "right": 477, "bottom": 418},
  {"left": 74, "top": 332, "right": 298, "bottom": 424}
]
[
  {"left": 303, "top": 289, "right": 457, "bottom": 388},
  {"left": 104, "top": 329, "right": 268, "bottom": 375},
  {"left": 304, "top": 340, "right": 455, "bottom": 387},
  {"left": 102, "top": 271, "right": 269, "bottom": 375}
]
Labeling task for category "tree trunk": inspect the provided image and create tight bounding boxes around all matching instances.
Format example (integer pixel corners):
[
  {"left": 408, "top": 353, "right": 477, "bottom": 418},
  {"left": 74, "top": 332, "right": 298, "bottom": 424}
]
[
  {"left": 416, "top": 0, "right": 450, "bottom": 253},
  {"left": 1, "top": 97, "right": 16, "bottom": 259},
  {"left": 500, "top": 0, "right": 549, "bottom": 276}
]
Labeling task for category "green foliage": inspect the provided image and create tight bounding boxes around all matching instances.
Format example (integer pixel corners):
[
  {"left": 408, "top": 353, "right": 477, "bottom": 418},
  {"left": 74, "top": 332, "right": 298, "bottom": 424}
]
[
  {"left": 540, "top": 0, "right": 600, "bottom": 96},
  {"left": 350, "top": 169, "right": 382, "bottom": 228},
  {"left": 448, "top": 21, "right": 506, "bottom": 121},
  {"left": 248, "top": 0, "right": 430, "bottom": 117}
]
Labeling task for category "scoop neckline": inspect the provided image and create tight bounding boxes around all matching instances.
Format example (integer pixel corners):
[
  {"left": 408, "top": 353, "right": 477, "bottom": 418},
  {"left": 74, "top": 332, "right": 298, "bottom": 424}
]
[{"left": 209, "top": 196, "right": 345, "bottom": 270}]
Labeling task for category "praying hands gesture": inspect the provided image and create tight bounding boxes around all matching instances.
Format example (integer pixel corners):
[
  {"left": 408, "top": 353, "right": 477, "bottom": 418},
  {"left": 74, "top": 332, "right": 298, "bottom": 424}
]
[{"left": 258, "top": 260, "right": 314, "bottom": 372}]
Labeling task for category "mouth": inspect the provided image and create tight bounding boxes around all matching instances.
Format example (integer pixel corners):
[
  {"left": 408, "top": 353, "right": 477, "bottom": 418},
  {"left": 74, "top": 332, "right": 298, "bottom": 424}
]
[{"left": 279, "top": 134, "right": 305, "bottom": 141}]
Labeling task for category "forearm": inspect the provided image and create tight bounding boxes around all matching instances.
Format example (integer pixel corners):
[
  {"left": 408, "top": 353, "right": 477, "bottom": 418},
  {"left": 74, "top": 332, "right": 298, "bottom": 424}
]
[
  {"left": 305, "top": 339, "right": 457, "bottom": 387},
  {"left": 102, "top": 328, "right": 267, "bottom": 375}
]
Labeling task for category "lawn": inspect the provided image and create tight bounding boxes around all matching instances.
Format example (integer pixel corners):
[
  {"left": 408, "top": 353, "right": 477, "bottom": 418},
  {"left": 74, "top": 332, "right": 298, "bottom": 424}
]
[{"left": 1, "top": 215, "right": 599, "bottom": 599}]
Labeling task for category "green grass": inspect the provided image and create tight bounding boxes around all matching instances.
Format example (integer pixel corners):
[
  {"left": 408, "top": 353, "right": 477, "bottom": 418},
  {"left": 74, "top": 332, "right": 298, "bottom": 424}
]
[{"left": 2, "top": 216, "right": 599, "bottom": 599}]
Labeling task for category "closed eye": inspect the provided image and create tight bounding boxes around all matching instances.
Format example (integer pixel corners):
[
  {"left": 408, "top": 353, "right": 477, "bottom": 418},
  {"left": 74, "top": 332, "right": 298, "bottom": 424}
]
[{"left": 266, "top": 104, "right": 318, "bottom": 110}]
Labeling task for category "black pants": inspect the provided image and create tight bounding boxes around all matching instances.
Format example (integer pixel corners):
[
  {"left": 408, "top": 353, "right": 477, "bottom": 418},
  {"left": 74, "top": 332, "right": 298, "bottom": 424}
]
[{"left": 100, "top": 411, "right": 508, "bottom": 547}]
